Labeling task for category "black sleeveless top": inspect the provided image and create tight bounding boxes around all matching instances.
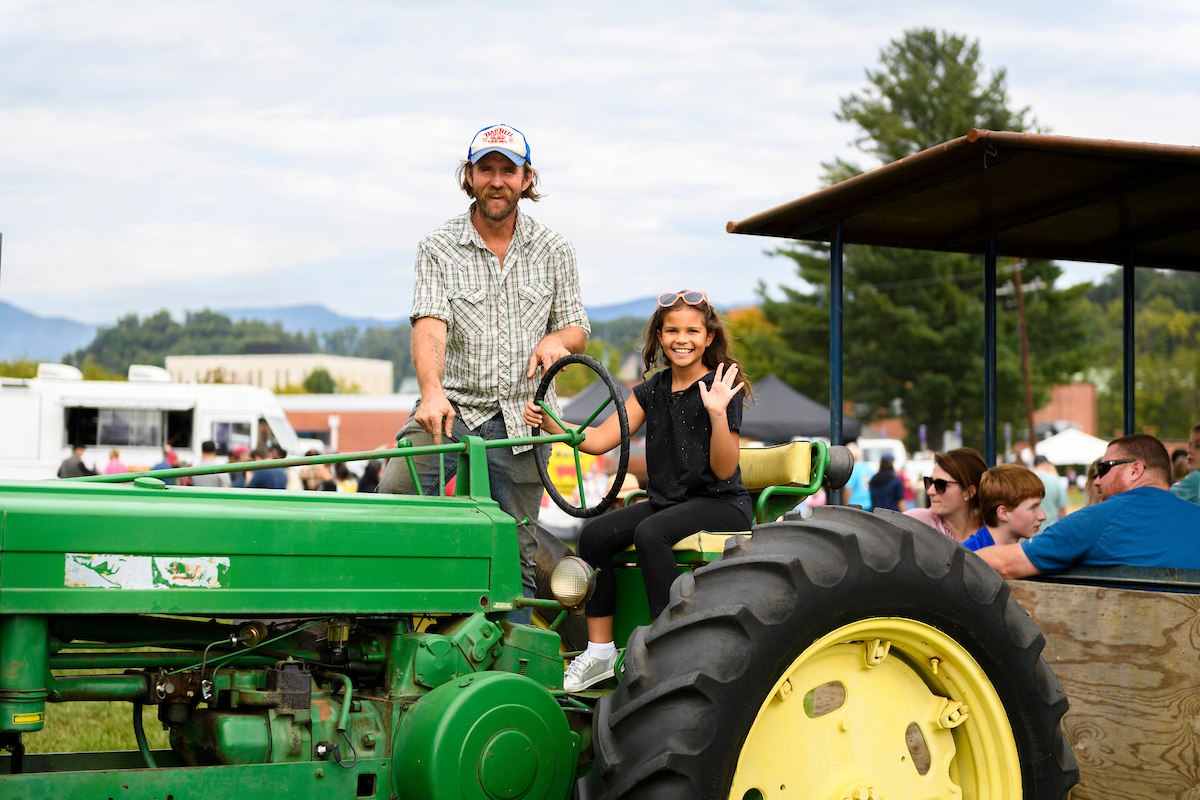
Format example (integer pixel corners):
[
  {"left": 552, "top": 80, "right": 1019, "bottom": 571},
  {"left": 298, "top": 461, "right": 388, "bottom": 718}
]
[{"left": 632, "top": 369, "right": 752, "bottom": 522}]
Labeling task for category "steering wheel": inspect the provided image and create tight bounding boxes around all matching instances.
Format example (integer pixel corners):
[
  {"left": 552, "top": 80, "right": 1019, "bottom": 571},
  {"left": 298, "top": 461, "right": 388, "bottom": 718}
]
[{"left": 532, "top": 354, "right": 631, "bottom": 518}]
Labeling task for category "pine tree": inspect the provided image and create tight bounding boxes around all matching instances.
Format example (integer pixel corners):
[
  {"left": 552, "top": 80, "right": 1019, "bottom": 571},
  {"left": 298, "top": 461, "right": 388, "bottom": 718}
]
[{"left": 764, "top": 29, "right": 1094, "bottom": 453}]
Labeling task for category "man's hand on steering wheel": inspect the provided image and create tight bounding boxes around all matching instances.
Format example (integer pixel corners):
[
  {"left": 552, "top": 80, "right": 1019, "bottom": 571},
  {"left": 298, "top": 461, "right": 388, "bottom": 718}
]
[
  {"left": 415, "top": 392, "right": 456, "bottom": 444},
  {"left": 526, "top": 332, "right": 573, "bottom": 380}
]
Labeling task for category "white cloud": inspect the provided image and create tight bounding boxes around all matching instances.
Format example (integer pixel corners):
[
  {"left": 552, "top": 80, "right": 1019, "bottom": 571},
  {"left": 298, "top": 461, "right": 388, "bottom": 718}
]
[
  {"left": 7, "top": 223, "right": 341, "bottom": 293},
  {"left": 0, "top": 0, "right": 1196, "bottom": 322}
]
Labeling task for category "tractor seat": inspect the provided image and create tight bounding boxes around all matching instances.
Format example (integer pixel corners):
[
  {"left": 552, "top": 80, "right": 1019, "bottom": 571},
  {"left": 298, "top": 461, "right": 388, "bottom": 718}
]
[
  {"left": 737, "top": 441, "right": 813, "bottom": 490},
  {"left": 616, "top": 531, "right": 751, "bottom": 566}
]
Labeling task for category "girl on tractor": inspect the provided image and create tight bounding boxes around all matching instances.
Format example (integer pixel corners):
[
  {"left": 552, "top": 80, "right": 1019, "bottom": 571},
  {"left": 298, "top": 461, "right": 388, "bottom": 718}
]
[{"left": 524, "top": 289, "right": 754, "bottom": 692}]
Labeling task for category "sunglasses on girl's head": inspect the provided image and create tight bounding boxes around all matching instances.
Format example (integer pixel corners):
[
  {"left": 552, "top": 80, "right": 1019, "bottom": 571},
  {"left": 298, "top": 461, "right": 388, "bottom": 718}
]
[
  {"left": 923, "top": 476, "right": 962, "bottom": 494},
  {"left": 657, "top": 290, "right": 708, "bottom": 308},
  {"left": 1096, "top": 458, "right": 1136, "bottom": 479}
]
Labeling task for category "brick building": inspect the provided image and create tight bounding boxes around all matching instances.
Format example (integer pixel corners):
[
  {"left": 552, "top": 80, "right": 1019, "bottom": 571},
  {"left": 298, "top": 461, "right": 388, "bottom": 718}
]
[{"left": 276, "top": 394, "right": 418, "bottom": 453}]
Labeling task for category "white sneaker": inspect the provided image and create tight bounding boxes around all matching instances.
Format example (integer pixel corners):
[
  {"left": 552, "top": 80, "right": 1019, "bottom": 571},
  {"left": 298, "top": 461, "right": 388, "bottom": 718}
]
[{"left": 563, "top": 650, "right": 617, "bottom": 692}]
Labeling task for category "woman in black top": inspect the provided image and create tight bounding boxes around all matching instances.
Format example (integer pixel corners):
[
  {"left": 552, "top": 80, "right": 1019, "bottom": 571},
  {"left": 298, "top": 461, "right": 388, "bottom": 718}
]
[
  {"left": 525, "top": 290, "right": 753, "bottom": 692},
  {"left": 868, "top": 453, "right": 906, "bottom": 511}
]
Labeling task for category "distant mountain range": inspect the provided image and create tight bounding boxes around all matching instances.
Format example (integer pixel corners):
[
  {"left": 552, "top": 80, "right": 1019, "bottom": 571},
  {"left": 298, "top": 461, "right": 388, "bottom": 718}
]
[
  {"left": 220, "top": 297, "right": 662, "bottom": 327},
  {"left": 218, "top": 304, "right": 407, "bottom": 334},
  {"left": 586, "top": 297, "right": 659, "bottom": 322},
  {"left": 0, "top": 302, "right": 99, "bottom": 362},
  {"left": 0, "top": 297, "right": 666, "bottom": 362}
]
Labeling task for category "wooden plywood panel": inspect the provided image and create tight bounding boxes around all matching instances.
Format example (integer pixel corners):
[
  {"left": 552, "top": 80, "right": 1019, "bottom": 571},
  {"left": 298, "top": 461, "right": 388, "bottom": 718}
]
[{"left": 1009, "top": 580, "right": 1200, "bottom": 800}]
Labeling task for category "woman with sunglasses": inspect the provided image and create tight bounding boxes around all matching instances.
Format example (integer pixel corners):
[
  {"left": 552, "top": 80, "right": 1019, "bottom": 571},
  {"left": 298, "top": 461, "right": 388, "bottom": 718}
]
[
  {"left": 905, "top": 447, "right": 988, "bottom": 542},
  {"left": 524, "top": 290, "right": 753, "bottom": 692}
]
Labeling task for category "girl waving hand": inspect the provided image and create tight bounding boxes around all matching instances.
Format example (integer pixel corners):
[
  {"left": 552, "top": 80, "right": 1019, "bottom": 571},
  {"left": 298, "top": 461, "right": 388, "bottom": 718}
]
[{"left": 524, "top": 290, "right": 753, "bottom": 692}]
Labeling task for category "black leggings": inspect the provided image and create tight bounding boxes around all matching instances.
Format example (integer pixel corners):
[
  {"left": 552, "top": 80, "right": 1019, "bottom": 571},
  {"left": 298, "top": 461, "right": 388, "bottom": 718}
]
[{"left": 578, "top": 499, "right": 752, "bottom": 620}]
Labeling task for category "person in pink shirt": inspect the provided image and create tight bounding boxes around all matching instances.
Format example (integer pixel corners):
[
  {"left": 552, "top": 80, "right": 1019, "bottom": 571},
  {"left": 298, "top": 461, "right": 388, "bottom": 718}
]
[
  {"left": 102, "top": 449, "right": 128, "bottom": 475},
  {"left": 905, "top": 447, "right": 987, "bottom": 542}
]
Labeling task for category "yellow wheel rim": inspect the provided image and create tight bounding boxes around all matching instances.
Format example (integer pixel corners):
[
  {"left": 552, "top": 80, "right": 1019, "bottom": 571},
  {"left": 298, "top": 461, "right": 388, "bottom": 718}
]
[{"left": 729, "top": 617, "right": 1021, "bottom": 799}]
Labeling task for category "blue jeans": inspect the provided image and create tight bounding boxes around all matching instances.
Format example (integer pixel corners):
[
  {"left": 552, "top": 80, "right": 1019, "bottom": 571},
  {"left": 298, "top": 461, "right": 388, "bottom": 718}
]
[{"left": 377, "top": 401, "right": 543, "bottom": 624}]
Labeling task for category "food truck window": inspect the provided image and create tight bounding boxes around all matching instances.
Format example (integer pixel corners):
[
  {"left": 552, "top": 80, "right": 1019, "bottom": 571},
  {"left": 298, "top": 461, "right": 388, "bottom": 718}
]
[
  {"left": 65, "top": 407, "right": 192, "bottom": 449},
  {"left": 212, "top": 421, "right": 252, "bottom": 456},
  {"left": 64, "top": 407, "right": 100, "bottom": 446},
  {"left": 165, "top": 409, "right": 193, "bottom": 449}
]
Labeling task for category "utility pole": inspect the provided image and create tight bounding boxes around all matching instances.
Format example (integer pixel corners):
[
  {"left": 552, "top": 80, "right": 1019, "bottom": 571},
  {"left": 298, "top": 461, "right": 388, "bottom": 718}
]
[{"left": 1013, "top": 260, "right": 1038, "bottom": 460}]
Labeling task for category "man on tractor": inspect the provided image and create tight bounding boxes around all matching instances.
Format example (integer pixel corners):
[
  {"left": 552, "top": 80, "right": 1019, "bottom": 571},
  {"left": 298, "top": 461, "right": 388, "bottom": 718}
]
[{"left": 378, "top": 123, "right": 589, "bottom": 622}]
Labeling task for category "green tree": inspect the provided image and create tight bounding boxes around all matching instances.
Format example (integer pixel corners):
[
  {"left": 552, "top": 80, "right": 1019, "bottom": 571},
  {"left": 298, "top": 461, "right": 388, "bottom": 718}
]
[
  {"left": 346, "top": 326, "right": 414, "bottom": 391},
  {"left": 321, "top": 326, "right": 361, "bottom": 357},
  {"left": 317, "top": 324, "right": 414, "bottom": 391},
  {"left": 764, "top": 29, "right": 1092, "bottom": 454},
  {"left": 552, "top": 340, "right": 621, "bottom": 397},
  {"left": 302, "top": 368, "right": 337, "bottom": 394},
  {"left": 725, "top": 305, "right": 788, "bottom": 385},
  {"left": 75, "top": 355, "right": 125, "bottom": 381},
  {"left": 589, "top": 316, "right": 647, "bottom": 358},
  {"left": 1090, "top": 280, "right": 1200, "bottom": 440},
  {"left": 837, "top": 28, "right": 1033, "bottom": 164},
  {"left": 0, "top": 358, "right": 38, "bottom": 379},
  {"left": 69, "top": 310, "right": 313, "bottom": 375},
  {"left": 2, "top": 356, "right": 121, "bottom": 381},
  {"left": 65, "top": 309, "right": 417, "bottom": 391}
]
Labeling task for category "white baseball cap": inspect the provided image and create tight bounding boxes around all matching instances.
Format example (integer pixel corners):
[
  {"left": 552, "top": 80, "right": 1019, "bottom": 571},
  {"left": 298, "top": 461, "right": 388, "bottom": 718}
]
[{"left": 468, "top": 124, "right": 530, "bottom": 166}]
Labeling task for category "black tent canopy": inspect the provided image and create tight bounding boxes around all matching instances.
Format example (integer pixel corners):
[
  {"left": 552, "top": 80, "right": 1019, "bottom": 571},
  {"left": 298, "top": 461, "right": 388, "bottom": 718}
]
[
  {"left": 560, "top": 378, "right": 631, "bottom": 427},
  {"left": 739, "top": 374, "right": 861, "bottom": 443}
]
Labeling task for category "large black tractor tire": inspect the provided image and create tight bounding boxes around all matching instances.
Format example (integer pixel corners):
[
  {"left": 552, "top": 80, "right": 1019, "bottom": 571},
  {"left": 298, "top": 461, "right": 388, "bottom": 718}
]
[{"left": 591, "top": 506, "right": 1078, "bottom": 800}]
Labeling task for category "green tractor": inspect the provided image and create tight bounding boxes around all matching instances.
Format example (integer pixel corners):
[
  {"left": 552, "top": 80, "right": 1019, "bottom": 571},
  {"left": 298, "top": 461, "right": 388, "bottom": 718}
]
[{"left": 0, "top": 357, "right": 1077, "bottom": 798}]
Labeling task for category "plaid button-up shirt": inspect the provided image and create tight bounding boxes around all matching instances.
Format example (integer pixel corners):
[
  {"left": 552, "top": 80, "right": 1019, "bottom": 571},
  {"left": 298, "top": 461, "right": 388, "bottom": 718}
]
[{"left": 410, "top": 206, "right": 589, "bottom": 453}]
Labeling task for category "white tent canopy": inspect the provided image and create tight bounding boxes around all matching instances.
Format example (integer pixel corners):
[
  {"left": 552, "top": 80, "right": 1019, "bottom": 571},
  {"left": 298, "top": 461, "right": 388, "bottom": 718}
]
[{"left": 1022, "top": 428, "right": 1110, "bottom": 466}]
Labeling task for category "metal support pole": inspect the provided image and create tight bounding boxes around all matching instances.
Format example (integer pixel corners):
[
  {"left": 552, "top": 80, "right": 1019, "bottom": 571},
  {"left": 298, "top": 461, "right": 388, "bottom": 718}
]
[
  {"left": 984, "top": 238, "right": 997, "bottom": 466},
  {"left": 829, "top": 222, "right": 844, "bottom": 505},
  {"left": 1123, "top": 249, "right": 1136, "bottom": 435},
  {"left": 830, "top": 223, "right": 844, "bottom": 445}
]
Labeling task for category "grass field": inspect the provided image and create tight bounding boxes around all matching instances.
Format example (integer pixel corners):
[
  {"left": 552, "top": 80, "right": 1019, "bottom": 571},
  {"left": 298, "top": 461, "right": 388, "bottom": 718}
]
[
  {"left": 31, "top": 653, "right": 173, "bottom": 754},
  {"left": 28, "top": 698, "right": 170, "bottom": 754}
]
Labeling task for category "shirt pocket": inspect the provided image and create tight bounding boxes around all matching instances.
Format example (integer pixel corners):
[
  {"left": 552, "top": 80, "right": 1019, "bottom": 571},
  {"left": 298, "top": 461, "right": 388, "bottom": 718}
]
[
  {"left": 517, "top": 284, "right": 554, "bottom": 332},
  {"left": 449, "top": 288, "right": 488, "bottom": 337}
]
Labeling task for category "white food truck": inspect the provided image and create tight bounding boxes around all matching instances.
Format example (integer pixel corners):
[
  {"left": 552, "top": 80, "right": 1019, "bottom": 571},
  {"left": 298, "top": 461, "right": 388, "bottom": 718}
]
[{"left": 0, "top": 363, "right": 303, "bottom": 480}]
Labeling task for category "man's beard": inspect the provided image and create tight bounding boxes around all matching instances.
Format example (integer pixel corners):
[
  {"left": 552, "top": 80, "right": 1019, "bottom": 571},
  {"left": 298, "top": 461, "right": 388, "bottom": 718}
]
[{"left": 473, "top": 183, "right": 520, "bottom": 222}]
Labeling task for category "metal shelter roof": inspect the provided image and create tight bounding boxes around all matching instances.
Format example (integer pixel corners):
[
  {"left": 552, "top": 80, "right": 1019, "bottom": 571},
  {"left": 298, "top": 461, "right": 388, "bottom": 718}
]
[{"left": 727, "top": 129, "right": 1200, "bottom": 271}]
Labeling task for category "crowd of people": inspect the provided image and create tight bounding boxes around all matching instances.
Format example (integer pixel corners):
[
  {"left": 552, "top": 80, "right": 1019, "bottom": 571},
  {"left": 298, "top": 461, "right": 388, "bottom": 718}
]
[
  {"left": 883, "top": 430, "right": 1200, "bottom": 577},
  {"left": 57, "top": 442, "right": 383, "bottom": 493}
]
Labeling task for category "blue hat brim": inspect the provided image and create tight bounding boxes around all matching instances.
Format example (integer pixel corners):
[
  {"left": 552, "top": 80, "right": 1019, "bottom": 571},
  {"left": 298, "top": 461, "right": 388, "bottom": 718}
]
[{"left": 469, "top": 146, "right": 528, "bottom": 166}]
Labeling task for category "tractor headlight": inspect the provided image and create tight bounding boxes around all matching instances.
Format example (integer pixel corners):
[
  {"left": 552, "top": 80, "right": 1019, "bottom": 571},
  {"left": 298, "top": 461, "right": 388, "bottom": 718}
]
[{"left": 549, "top": 556, "right": 595, "bottom": 608}]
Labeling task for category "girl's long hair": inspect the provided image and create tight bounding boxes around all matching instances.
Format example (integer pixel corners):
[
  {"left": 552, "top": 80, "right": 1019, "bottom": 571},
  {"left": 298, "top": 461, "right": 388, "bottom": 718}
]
[{"left": 640, "top": 297, "right": 753, "bottom": 399}]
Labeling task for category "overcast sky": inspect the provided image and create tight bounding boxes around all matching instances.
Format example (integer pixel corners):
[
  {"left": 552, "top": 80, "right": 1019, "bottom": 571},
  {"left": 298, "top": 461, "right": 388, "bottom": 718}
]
[{"left": 1, "top": 0, "right": 1196, "bottom": 325}]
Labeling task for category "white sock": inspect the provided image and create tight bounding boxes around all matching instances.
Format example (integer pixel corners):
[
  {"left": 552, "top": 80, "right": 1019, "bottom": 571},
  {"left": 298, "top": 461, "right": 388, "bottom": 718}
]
[{"left": 586, "top": 641, "right": 616, "bottom": 659}]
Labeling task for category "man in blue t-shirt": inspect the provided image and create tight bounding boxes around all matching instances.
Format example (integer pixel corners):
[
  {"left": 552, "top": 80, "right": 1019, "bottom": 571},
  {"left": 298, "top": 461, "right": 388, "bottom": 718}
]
[
  {"left": 978, "top": 434, "right": 1200, "bottom": 578},
  {"left": 245, "top": 445, "right": 288, "bottom": 490}
]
